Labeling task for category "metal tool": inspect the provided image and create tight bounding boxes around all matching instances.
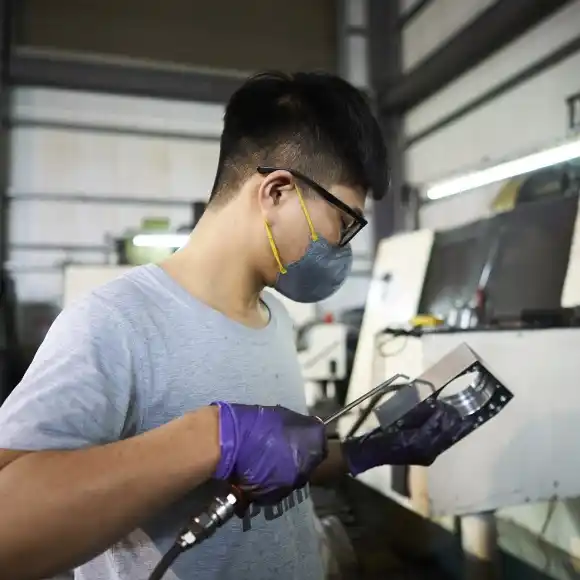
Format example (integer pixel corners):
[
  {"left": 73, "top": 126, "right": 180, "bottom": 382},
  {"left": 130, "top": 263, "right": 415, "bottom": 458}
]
[{"left": 322, "top": 373, "right": 409, "bottom": 426}]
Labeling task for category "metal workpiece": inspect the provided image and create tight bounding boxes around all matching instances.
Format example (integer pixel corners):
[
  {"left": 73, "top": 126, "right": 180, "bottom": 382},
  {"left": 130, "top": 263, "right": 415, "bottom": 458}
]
[{"left": 373, "top": 343, "right": 513, "bottom": 446}]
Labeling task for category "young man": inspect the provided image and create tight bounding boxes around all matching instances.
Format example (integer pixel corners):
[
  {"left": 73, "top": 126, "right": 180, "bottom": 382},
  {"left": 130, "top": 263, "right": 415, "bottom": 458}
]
[{"left": 0, "top": 72, "right": 463, "bottom": 580}]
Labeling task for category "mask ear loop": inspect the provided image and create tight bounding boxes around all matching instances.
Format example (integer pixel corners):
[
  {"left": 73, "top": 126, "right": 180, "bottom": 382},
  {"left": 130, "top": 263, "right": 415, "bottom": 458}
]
[
  {"left": 265, "top": 221, "right": 287, "bottom": 274},
  {"left": 264, "top": 183, "right": 319, "bottom": 276}
]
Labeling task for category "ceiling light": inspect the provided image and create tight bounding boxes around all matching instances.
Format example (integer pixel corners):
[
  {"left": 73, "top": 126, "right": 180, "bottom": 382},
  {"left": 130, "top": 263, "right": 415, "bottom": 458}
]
[
  {"left": 132, "top": 234, "right": 189, "bottom": 249},
  {"left": 425, "top": 138, "right": 580, "bottom": 201}
]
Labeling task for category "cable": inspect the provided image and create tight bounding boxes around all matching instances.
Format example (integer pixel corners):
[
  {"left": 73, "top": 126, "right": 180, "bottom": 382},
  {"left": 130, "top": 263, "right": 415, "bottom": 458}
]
[
  {"left": 149, "top": 544, "right": 183, "bottom": 580},
  {"left": 377, "top": 335, "right": 408, "bottom": 358},
  {"left": 148, "top": 489, "right": 242, "bottom": 580},
  {"left": 375, "top": 326, "right": 422, "bottom": 359},
  {"left": 539, "top": 497, "right": 557, "bottom": 574}
]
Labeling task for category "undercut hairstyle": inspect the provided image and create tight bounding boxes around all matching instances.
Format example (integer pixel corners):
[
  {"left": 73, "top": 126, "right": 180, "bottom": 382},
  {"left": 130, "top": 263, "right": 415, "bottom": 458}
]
[{"left": 208, "top": 71, "right": 389, "bottom": 205}]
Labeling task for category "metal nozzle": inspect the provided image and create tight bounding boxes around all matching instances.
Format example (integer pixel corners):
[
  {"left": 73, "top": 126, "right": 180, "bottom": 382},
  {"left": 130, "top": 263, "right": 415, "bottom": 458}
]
[{"left": 323, "top": 373, "right": 409, "bottom": 426}]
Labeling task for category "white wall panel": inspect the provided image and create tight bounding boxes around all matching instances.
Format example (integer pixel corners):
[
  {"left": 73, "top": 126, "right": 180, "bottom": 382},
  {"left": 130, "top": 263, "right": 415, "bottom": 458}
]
[
  {"left": 407, "top": 53, "right": 580, "bottom": 186},
  {"left": 13, "top": 272, "right": 64, "bottom": 304},
  {"left": 10, "top": 200, "right": 191, "bottom": 247},
  {"left": 9, "top": 87, "right": 224, "bottom": 303},
  {"left": 12, "top": 87, "right": 225, "bottom": 137},
  {"left": 346, "top": 0, "right": 367, "bottom": 27},
  {"left": 10, "top": 128, "right": 220, "bottom": 200},
  {"left": 406, "top": 1, "right": 580, "bottom": 138},
  {"left": 345, "top": 35, "right": 369, "bottom": 88},
  {"left": 402, "top": 0, "right": 496, "bottom": 72}
]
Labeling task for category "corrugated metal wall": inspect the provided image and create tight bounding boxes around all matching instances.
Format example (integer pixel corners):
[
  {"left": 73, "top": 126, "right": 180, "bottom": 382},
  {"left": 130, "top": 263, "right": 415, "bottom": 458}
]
[
  {"left": 405, "top": 0, "right": 580, "bottom": 230},
  {"left": 8, "top": 88, "right": 223, "bottom": 303}
]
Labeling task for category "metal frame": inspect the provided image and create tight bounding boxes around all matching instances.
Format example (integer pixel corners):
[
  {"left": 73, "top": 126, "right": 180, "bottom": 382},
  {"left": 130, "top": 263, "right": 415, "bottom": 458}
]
[
  {"left": 10, "top": 118, "right": 221, "bottom": 143},
  {"left": 0, "top": 0, "right": 17, "bottom": 402},
  {"left": 9, "top": 192, "right": 198, "bottom": 208},
  {"left": 407, "top": 33, "right": 580, "bottom": 148},
  {"left": 381, "top": 0, "right": 574, "bottom": 114},
  {"left": 368, "top": 0, "right": 406, "bottom": 243},
  {"left": 398, "top": 0, "right": 434, "bottom": 28},
  {"left": 567, "top": 91, "right": 580, "bottom": 131},
  {"left": 10, "top": 47, "right": 246, "bottom": 105}
]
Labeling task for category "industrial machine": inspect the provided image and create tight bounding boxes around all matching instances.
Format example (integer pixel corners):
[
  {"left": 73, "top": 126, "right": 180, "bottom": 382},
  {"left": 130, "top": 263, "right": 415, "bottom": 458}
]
[
  {"left": 336, "top": 193, "right": 580, "bottom": 576},
  {"left": 297, "top": 308, "right": 364, "bottom": 423}
]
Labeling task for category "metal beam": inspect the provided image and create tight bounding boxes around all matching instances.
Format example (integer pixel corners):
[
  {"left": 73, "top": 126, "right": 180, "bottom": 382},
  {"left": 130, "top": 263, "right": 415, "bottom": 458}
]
[
  {"left": 9, "top": 192, "right": 194, "bottom": 208},
  {"left": 10, "top": 48, "right": 246, "bottom": 104},
  {"left": 0, "top": 0, "right": 17, "bottom": 403},
  {"left": 381, "top": 0, "right": 574, "bottom": 113},
  {"left": 399, "top": 0, "right": 435, "bottom": 28},
  {"left": 9, "top": 118, "right": 221, "bottom": 143},
  {"left": 368, "top": 0, "right": 406, "bottom": 244}
]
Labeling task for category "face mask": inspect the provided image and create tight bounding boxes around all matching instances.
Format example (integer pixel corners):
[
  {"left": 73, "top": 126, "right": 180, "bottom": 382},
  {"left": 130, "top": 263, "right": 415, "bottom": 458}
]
[{"left": 264, "top": 185, "right": 353, "bottom": 303}]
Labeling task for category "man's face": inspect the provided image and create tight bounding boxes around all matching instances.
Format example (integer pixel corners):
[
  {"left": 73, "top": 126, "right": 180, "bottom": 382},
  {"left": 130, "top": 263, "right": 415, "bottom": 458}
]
[{"left": 256, "top": 170, "right": 365, "bottom": 269}]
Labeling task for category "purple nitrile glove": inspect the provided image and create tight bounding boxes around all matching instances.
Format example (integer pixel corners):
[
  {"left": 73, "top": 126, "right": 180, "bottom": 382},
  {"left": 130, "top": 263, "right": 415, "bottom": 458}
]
[
  {"left": 342, "top": 399, "right": 475, "bottom": 476},
  {"left": 212, "top": 401, "right": 328, "bottom": 501}
]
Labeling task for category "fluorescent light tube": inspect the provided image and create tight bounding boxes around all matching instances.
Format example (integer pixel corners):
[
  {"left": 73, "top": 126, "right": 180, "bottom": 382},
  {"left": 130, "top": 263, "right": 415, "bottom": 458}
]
[
  {"left": 426, "top": 138, "right": 580, "bottom": 201},
  {"left": 132, "top": 234, "right": 189, "bottom": 248}
]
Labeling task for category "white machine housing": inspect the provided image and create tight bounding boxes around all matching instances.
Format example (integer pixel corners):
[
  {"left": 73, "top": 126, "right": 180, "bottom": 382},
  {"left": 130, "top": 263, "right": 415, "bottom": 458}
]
[
  {"left": 297, "top": 322, "right": 348, "bottom": 382},
  {"left": 340, "top": 200, "right": 580, "bottom": 517}
]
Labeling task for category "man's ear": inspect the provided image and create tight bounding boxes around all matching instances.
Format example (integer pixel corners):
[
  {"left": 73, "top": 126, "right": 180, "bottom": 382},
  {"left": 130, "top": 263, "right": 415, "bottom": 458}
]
[{"left": 257, "top": 170, "right": 296, "bottom": 222}]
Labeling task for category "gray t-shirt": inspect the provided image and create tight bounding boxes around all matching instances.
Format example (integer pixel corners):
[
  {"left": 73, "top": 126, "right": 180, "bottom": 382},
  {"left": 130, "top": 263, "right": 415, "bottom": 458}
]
[{"left": 0, "top": 264, "right": 324, "bottom": 580}]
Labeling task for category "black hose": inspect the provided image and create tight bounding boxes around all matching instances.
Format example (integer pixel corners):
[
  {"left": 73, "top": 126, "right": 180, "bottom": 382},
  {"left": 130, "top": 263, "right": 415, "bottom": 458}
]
[{"left": 149, "top": 543, "right": 183, "bottom": 580}]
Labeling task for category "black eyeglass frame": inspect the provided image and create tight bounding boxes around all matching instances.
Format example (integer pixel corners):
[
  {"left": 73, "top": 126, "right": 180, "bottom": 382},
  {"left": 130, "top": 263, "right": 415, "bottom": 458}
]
[{"left": 257, "top": 166, "right": 368, "bottom": 246}]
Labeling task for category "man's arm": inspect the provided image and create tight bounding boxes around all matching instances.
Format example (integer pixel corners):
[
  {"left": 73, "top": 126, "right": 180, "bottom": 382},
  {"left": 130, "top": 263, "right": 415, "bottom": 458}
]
[
  {"left": 0, "top": 296, "right": 222, "bottom": 580},
  {"left": 0, "top": 407, "right": 219, "bottom": 580}
]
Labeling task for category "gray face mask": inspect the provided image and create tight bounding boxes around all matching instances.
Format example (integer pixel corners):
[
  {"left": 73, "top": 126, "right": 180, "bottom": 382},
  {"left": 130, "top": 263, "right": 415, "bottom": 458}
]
[{"left": 273, "top": 236, "right": 353, "bottom": 303}]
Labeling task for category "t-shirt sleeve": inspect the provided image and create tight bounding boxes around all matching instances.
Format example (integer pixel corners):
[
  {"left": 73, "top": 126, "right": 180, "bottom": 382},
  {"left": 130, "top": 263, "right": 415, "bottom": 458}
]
[{"left": 0, "top": 294, "right": 139, "bottom": 451}]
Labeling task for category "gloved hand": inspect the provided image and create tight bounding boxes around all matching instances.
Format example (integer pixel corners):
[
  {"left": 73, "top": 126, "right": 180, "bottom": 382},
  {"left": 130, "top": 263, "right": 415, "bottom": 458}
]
[
  {"left": 212, "top": 402, "right": 328, "bottom": 502},
  {"left": 342, "top": 398, "right": 475, "bottom": 476}
]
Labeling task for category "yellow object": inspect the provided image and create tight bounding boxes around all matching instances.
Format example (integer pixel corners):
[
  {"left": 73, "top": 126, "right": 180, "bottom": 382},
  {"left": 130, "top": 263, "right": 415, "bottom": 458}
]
[
  {"left": 264, "top": 184, "right": 318, "bottom": 275},
  {"left": 411, "top": 314, "right": 444, "bottom": 328},
  {"left": 491, "top": 177, "right": 524, "bottom": 212}
]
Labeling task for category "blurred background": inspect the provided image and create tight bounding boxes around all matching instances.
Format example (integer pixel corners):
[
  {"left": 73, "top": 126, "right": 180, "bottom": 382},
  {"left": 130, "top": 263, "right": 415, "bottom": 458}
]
[{"left": 2, "top": 1, "right": 580, "bottom": 579}]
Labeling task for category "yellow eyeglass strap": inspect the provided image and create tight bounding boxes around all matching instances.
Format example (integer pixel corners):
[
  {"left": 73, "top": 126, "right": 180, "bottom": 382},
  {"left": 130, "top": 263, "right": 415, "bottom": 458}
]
[{"left": 295, "top": 184, "right": 319, "bottom": 242}]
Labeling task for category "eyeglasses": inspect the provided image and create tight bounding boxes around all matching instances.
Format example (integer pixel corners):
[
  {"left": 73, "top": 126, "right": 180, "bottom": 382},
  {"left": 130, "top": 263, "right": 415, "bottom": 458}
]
[{"left": 257, "top": 166, "right": 368, "bottom": 247}]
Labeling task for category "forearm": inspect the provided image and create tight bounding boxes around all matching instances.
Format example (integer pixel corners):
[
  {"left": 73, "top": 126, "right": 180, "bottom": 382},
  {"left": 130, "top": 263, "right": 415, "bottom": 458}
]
[
  {"left": 310, "top": 439, "right": 348, "bottom": 486},
  {"left": 0, "top": 406, "right": 220, "bottom": 580}
]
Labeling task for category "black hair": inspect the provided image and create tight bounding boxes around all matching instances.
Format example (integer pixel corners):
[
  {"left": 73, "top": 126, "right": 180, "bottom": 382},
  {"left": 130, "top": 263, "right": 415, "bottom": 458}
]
[{"left": 208, "top": 71, "right": 389, "bottom": 205}]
